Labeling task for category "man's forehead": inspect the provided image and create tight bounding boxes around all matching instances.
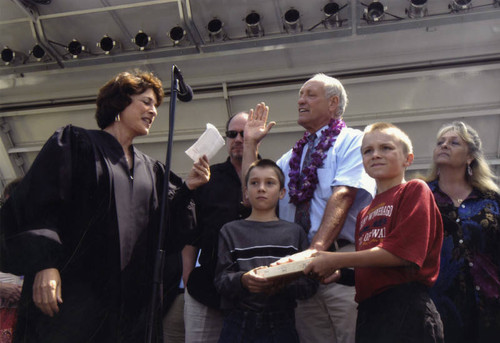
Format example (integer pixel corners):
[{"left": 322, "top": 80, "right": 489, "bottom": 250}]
[
  {"left": 228, "top": 113, "right": 248, "bottom": 128},
  {"left": 300, "top": 80, "right": 324, "bottom": 92}
]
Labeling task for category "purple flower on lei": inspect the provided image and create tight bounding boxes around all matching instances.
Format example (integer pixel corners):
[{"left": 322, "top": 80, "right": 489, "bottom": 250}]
[{"left": 288, "top": 118, "right": 346, "bottom": 205}]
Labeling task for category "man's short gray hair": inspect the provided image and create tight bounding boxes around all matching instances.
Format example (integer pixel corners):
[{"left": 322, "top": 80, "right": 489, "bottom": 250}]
[{"left": 307, "top": 73, "right": 348, "bottom": 117}]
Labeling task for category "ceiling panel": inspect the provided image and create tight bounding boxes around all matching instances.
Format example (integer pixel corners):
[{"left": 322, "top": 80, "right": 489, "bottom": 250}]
[
  {"left": 1, "top": 0, "right": 499, "bottom": 79},
  {"left": 35, "top": 0, "right": 106, "bottom": 13},
  {"left": 1, "top": 0, "right": 500, "bottom": 188}
]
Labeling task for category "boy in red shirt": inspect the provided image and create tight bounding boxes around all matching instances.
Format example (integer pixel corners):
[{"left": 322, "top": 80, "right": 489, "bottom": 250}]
[{"left": 305, "top": 122, "right": 444, "bottom": 343}]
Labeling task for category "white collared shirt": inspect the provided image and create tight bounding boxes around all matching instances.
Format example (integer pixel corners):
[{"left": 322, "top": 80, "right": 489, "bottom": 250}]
[{"left": 277, "top": 126, "right": 376, "bottom": 243}]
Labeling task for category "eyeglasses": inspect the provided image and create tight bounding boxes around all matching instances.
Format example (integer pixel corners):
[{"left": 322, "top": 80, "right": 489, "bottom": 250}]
[{"left": 226, "top": 130, "right": 244, "bottom": 139}]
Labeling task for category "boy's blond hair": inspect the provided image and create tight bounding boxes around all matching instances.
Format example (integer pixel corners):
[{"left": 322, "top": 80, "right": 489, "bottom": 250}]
[{"left": 363, "top": 122, "right": 413, "bottom": 155}]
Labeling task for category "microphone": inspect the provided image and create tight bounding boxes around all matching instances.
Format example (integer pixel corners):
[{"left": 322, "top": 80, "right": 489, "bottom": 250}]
[{"left": 173, "top": 66, "right": 193, "bottom": 102}]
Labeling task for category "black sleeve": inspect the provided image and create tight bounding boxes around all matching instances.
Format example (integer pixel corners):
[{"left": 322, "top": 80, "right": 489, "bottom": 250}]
[
  {"left": 0, "top": 125, "right": 89, "bottom": 275},
  {"left": 159, "top": 169, "right": 197, "bottom": 252}
]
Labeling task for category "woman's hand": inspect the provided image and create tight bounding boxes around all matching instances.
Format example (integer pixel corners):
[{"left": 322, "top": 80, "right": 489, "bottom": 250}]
[
  {"left": 33, "top": 268, "right": 63, "bottom": 317},
  {"left": 185, "top": 155, "right": 210, "bottom": 190}
]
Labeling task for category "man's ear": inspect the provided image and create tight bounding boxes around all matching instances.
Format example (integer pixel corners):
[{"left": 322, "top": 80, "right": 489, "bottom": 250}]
[
  {"left": 328, "top": 95, "right": 339, "bottom": 116},
  {"left": 404, "top": 153, "right": 414, "bottom": 167}
]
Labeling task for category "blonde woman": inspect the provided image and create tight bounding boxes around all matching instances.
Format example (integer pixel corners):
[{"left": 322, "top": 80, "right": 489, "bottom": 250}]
[{"left": 425, "top": 121, "right": 500, "bottom": 343}]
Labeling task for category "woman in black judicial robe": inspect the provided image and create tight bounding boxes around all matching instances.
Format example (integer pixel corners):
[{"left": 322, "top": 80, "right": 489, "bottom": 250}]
[{"left": 0, "top": 70, "right": 210, "bottom": 342}]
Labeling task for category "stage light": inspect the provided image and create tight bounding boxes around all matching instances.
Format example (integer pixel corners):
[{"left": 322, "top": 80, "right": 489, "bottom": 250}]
[
  {"left": 364, "top": 1, "right": 386, "bottom": 23},
  {"left": 1, "top": 46, "right": 15, "bottom": 65},
  {"left": 168, "top": 26, "right": 187, "bottom": 45},
  {"left": 283, "top": 8, "right": 302, "bottom": 33},
  {"left": 245, "top": 11, "right": 264, "bottom": 38},
  {"left": 207, "top": 18, "right": 225, "bottom": 41},
  {"left": 449, "top": 0, "right": 472, "bottom": 12},
  {"left": 31, "top": 44, "right": 45, "bottom": 60},
  {"left": 97, "top": 35, "right": 118, "bottom": 54},
  {"left": 132, "top": 30, "right": 152, "bottom": 50},
  {"left": 407, "top": 0, "right": 428, "bottom": 18},
  {"left": 67, "top": 39, "right": 86, "bottom": 58},
  {"left": 29, "top": 44, "right": 50, "bottom": 62},
  {"left": 323, "top": 2, "right": 341, "bottom": 28},
  {"left": 1, "top": 46, "right": 27, "bottom": 65}
]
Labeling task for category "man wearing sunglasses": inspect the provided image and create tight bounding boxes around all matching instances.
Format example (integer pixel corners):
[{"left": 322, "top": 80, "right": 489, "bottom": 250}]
[{"left": 183, "top": 112, "right": 252, "bottom": 343}]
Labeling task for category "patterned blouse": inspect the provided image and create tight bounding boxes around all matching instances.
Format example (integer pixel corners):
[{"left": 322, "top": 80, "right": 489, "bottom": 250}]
[{"left": 428, "top": 180, "right": 500, "bottom": 343}]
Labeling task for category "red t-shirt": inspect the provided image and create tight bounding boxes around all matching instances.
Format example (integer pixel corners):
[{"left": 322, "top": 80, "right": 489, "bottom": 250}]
[{"left": 354, "top": 179, "right": 443, "bottom": 303}]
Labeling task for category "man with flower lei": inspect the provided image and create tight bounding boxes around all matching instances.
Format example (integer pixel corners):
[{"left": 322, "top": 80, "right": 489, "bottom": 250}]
[{"left": 241, "top": 74, "right": 375, "bottom": 343}]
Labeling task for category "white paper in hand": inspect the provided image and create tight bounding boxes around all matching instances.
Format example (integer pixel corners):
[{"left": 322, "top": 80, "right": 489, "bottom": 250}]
[{"left": 185, "top": 123, "right": 225, "bottom": 161}]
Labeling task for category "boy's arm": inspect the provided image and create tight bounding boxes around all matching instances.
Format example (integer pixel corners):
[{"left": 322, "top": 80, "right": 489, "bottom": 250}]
[
  {"left": 213, "top": 228, "right": 247, "bottom": 300},
  {"left": 241, "top": 269, "right": 277, "bottom": 294},
  {"left": 214, "top": 235, "right": 276, "bottom": 296},
  {"left": 304, "top": 247, "right": 412, "bottom": 284}
]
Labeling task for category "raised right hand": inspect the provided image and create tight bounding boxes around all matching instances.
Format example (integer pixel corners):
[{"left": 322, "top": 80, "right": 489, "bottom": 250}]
[
  {"left": 33, "top": 268, "right": 63, "bottom": 317},
  {"left": 245, "top": 102, "right": 276, "bottom": 145}
]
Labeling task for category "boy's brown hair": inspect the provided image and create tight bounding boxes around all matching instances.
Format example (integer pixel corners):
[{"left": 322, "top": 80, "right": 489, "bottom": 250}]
[{"left": 245, "top": 159, "right": 285, "bottom": 190}]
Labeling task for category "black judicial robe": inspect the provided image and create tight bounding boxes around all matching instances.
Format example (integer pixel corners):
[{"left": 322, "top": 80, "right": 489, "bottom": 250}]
[{"left": 0, "top": 125, "right": 193, "bottom": 342}]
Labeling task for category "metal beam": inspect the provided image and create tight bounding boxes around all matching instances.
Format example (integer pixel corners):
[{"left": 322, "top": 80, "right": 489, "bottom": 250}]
[
  {"left": 11, "top": 0, "right": 65, "bottom": 68},
  {"left": 1, "top": 3, "right": 499, "bottom": 77},
  {"left": 36, "top": 0, "right": 179, "bottom": 20},
  {"left": 0, "top": 27, "right": 352, "bottom": 76},
  {"left": 356, "top": 7, "right": 500, "bottom": 35}
]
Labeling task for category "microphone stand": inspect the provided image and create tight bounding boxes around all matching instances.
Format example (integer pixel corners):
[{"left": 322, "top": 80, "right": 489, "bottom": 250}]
[{"left": 146, "top": 64, "right": 180, "bottom": 343}]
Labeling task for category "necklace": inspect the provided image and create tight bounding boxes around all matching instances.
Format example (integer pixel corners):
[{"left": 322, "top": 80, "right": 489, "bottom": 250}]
[
  {"left": 438, "top": 181, "right": 471, "bottom": 206},
  {"left": 451, "top": 192, "right": 471, "bottom": 206},
  {"left": 288, "top": 118, "right": 346, "bottom": 205}
]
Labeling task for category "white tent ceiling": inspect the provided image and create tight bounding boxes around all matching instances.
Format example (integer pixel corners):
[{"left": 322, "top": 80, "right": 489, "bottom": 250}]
[{"left": 1, "top": 0, "right": 500, "bottom": 190}]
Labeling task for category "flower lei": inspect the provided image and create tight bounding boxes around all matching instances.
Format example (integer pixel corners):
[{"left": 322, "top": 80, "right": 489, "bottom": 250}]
[{"left": 288, "top": 118, "right": 346, "bottom": 205}]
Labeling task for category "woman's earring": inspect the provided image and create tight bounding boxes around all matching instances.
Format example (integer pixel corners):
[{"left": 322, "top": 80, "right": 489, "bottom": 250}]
[
  {"left": 467, "top": 163, "right": 473, "bottom": 176},
  {"left": 115, "top": 113, "right": 121, "bottom": 122},
  {"left": 437, "top": 168, "right": 440, "bottom": 177}
]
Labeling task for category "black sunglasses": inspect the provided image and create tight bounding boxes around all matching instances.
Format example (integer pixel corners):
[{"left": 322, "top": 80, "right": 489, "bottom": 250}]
[{"left": 226, "top": 130, "right": 244, "bottom": 138}]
